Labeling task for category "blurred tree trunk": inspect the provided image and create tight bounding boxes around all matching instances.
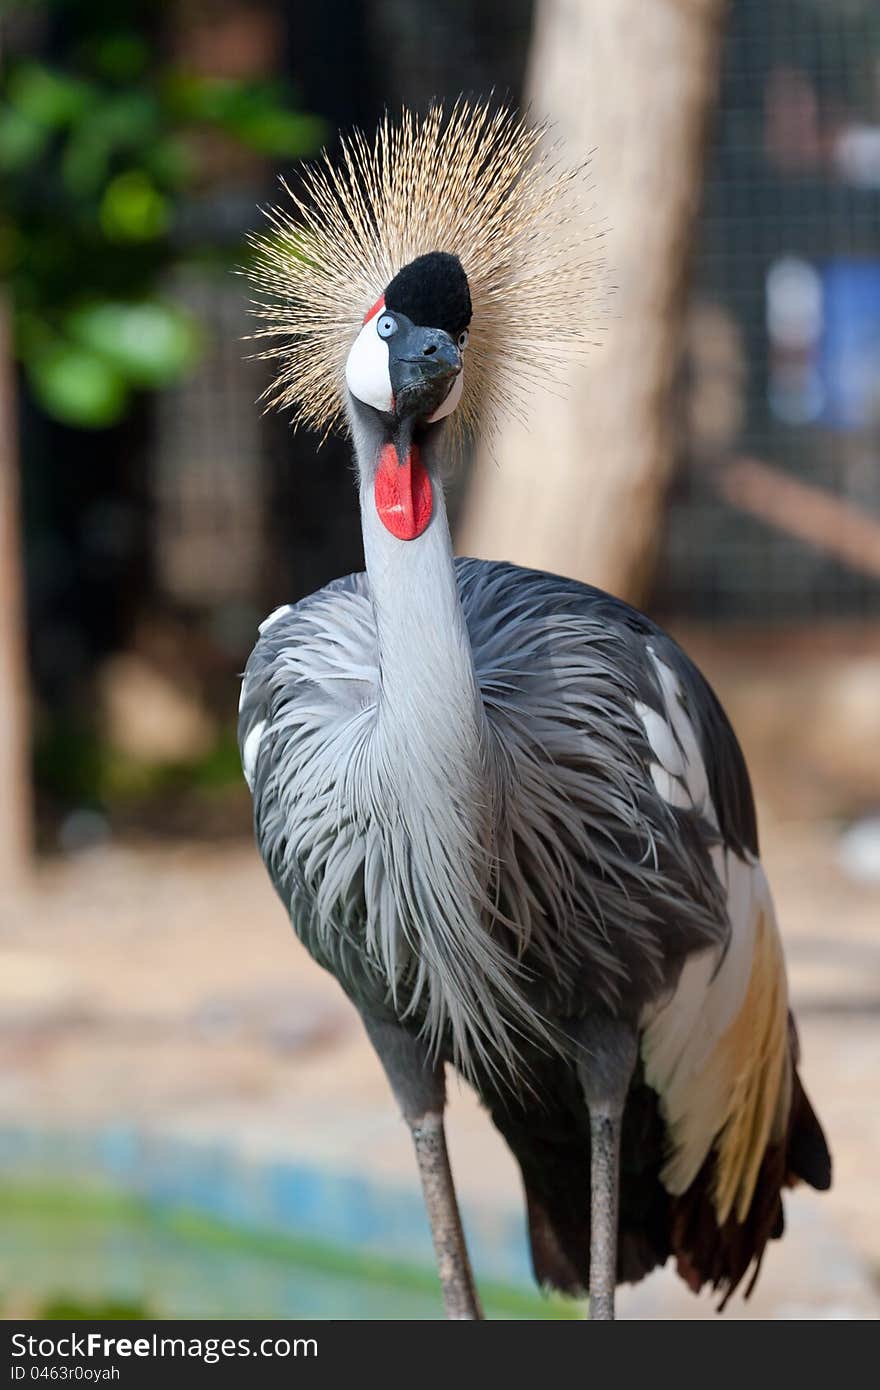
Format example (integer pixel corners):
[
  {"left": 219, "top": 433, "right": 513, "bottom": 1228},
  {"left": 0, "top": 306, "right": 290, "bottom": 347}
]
[
  {"left": 0, "top": 296, "right": 32, "bottom": 890},
  {"left": 457, "top": 0, "right": 726, "bottom": 600}
]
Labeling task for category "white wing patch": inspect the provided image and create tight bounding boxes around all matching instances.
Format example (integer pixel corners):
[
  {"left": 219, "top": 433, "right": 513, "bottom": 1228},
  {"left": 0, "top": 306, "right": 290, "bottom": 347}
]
[
  {"left": 242, "top": 718, "right": 266, "bottom": 790},
  {"left": 259, "top": 604, "right": 292, "bottom": 634},
  {"left": 240, "top": 607, "right": 292, "bottom": 714},
  {"left": 635, "top": 700, "right": 689, "bottom": 807},
  {"left": 636, "top": 649, "right": 792, "bottom": 1222},
  {"left": 635, "top": 648, "right": 711, "bottom": 817}
]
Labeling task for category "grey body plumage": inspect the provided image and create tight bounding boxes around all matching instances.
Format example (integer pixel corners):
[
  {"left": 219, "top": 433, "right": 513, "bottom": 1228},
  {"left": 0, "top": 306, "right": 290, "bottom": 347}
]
[{"left": 240, "top": 554, "right": 735, "bottom": 1081}]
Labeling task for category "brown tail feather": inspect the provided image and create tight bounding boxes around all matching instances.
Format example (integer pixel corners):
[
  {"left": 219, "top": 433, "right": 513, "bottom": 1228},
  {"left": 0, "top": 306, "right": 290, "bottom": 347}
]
[
  {"left": 786, "top": 1068, "right": 832, "bottom": 1192},
  {"left": 668, "top": 1063, "right": 831, "bottom": 1307}
]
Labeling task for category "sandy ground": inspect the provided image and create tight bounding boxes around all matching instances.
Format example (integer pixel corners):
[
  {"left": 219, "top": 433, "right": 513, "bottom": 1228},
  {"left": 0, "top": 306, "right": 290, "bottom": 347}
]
[{"left": 1, "top": 628, "right": 878, "bottom": 1318}]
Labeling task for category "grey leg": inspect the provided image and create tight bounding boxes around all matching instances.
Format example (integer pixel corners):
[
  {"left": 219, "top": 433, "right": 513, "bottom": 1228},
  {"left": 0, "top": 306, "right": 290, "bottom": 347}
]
[
  {"left": 574, "top": 1015, "right": 637, "bottom": 1322},
  {"left": 361, "top": 1015, "right": 482, "bottom": 1320},
  {"left": 409, "top": 1111, "right": 483, "bottom": 1320},
  {"left": 587, "top": 1106, "right": 624, "bottom": 1320}
]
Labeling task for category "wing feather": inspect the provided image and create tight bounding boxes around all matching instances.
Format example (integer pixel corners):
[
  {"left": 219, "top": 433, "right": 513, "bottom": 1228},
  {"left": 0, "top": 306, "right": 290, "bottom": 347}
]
[{"left": 635, "top": 645, "right": 792, "bottom": 1223}]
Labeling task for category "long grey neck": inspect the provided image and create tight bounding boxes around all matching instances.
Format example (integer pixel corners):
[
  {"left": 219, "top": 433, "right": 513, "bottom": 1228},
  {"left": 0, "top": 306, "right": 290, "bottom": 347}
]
[
  {"left": 346, "top": 403, "right": 531, "bottom": 1081},
  {"left": 354, "top": 421, "right": 486, "bottom": 783}
]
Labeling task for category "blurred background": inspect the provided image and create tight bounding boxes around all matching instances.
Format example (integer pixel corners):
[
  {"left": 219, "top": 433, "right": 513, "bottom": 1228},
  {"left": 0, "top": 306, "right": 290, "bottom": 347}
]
[{"left": 1, "top": 0, "right": 878, "bottom": 1319}]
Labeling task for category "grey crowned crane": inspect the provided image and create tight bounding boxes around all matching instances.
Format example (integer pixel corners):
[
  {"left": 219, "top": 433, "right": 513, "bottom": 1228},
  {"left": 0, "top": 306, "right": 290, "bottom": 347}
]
[{"left": 239, "top": 103, "right": 830, "bottom": 1320}]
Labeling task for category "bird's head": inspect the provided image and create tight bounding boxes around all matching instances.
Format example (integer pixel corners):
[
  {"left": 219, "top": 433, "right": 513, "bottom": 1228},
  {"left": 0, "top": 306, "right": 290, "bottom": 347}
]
[
  {"left": 246, "top": 101, "right": 605, "bottom": 535},
  {"left": 334, "top": 252, "right": 469, "bottom": 540},
  {"left": 345, "top": 251, "right": 470, "bottom": 428}
]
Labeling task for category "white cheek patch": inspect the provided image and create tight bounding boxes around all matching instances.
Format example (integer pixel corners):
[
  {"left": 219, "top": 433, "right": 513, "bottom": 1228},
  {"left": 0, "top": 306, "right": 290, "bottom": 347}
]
[
  {"left": 426, "top": 367, "right": 464, "bottom": 422},
  {"left": 345, "top": 316, "right": 392, "bottom": 411}
]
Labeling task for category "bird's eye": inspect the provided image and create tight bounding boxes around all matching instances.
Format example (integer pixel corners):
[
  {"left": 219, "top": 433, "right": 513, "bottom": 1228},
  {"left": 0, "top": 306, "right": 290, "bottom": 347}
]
[
  {"left": 458, "top": 329, "right": 469, "bottom": 350},
  {"left": 376, "top": 314, "right": 397, "bottom": 340}
]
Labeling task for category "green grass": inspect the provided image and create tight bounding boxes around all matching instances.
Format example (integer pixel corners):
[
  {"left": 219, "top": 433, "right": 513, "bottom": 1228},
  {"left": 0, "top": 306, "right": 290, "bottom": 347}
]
[{"left": 0, "top": 1183, "right": 582, "bottom": 1321}]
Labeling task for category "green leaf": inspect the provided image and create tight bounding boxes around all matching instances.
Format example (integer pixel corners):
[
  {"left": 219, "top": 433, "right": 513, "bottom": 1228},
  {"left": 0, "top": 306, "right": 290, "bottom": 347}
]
[
  {"left": 60, "top": 92, "right": 162, "bottom": 198},
  {"left": 143, "top": 135, "right": 192, "bottom": 189},
  {"left": 60, "top": 125, "right": 112, "bottom": 196},
  {"left": 225, "top": 109, "right": 326, "bottom": 157},
  {"left": 7, "top": 63, "right": 91, "bottom": 128},
  {"left": 163, "top": 73, "right": 239, "bottom": 123},
  {"left": 164, "top": 74, "right": 326, "bottom": 156},
  {"left": 27, "top": 343, "right": 129, "bottom": 428},
  {"left": 99, "top": 170, "right": 170, "bottom": 241},
  {"left": 89, "top": 34, "right": 150, "bottom": 82},
  {"left": 0, "top": 218, "right": 24, "bottom": 275},
  {"left": 90, "top": 90, "right": 158, "bottom": 147},
  {"left": 0, "top": 107, "right": 49, "bottom": 170},
  {"left": 66, "top": 300, "right": 202, "bottom": 387}
]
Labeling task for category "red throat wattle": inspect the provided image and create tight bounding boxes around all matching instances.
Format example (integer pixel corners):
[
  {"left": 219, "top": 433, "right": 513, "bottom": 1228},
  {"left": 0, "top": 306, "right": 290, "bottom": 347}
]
[{"left": 374, "top": 442, "right": 432, "bottom": 540}]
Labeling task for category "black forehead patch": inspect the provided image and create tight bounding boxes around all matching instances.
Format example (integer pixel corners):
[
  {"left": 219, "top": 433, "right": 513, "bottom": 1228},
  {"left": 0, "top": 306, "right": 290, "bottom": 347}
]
[{"left": 384, "top": 251, "right": 472, "bottom": 337}]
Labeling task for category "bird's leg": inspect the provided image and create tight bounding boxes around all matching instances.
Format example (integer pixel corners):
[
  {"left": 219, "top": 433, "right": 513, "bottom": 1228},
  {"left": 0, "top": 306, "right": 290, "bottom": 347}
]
[
  {"left": 574, "top": 1015, "right": 638, "bottom": 1322},
  {"left": 360, "top": 1015, "right": 482, "bottom": 1320},
  {"left": 587, "top": 1106, "right": 624, "bottom": 1322},
  {"left": 409, "top": 1111, "right": 482, "bottom": 1320}
]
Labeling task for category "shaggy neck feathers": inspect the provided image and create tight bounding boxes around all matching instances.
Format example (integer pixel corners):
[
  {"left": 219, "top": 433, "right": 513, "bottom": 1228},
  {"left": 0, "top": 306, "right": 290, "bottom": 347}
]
[{"left": 348, "top": 404, "right": 528, "bottom": 1080}]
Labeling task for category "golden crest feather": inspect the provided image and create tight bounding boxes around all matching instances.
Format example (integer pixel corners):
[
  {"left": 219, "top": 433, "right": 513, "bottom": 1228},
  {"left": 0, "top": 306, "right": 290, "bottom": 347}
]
[{"left": 245, "top": 99, "right": 606, "bottom": 444}]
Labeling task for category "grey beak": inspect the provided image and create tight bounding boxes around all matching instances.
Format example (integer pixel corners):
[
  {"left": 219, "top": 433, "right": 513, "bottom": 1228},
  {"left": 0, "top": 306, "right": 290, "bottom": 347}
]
[{"left": 388, "top": 325, "right": 461, "bottom": 420}]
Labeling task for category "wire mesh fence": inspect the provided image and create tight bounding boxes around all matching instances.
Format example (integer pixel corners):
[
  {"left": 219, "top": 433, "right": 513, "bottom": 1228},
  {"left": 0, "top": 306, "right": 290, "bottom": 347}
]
[
  {"left": 657, "top": 0, "right": 880, "bottom": 619},
  {"left": 157, "top": 0, "right": 880, "bottom": 629}
]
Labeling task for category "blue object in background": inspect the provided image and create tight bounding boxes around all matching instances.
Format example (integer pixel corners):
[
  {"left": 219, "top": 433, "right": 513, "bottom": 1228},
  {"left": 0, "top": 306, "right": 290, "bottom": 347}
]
[
  {"left": 819, "top": 259, "right": 880, "bottom": 431},
  {"left": 0, "top": 1125, "right": 568, "bottom": 1319}
]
